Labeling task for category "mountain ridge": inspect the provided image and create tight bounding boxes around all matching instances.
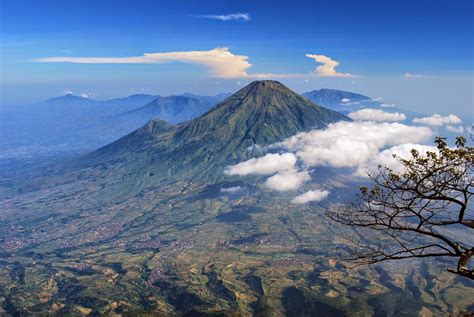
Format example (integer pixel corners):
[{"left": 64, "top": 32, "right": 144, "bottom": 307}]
[{"left": 87, "top": 80, "right": 349, "bottom": 179}]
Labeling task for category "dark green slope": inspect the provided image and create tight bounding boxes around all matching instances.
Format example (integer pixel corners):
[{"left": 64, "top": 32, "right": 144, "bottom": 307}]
[{"left": 88, "top": 80, "right": 348, "bottom": 176}]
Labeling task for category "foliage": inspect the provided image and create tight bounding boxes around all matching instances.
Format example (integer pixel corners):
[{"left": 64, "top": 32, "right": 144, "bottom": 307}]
[{"left": 328, "top": 137, "right": 474, "bottom": 279}]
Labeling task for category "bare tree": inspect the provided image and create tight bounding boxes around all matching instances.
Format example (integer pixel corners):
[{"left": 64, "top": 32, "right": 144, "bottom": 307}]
[{"left": 328, "top": 137, "right": 473, "bottom": 279}]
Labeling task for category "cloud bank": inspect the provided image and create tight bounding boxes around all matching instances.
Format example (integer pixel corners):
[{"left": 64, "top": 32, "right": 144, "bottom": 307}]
[
  {"left": 226, "top": 121, "right": 432, "bottom": 196},
  {"left": 291, "top": 189, "right": 330, "bottom": 204},
  {"left": 278, "top": 121, "right": 432, "bottom": 168},
  {"left": 348, "top": 109, "right": 406, "bottom": 122},
  {"left": 413, "top": 114, "right": 462, "bottom": 126},
  {"left": 306, "top": 54, "right": 355, "bottom": 78}
]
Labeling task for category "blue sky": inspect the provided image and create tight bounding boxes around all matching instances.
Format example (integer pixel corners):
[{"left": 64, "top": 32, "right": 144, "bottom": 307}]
[{"left": 0, "top": 0, "right": 472, "bottom": 116}]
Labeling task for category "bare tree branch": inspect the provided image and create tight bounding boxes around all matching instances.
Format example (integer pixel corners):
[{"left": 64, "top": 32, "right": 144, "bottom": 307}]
[{"left": 327, "top": 136, "right": 474, "bottom": 279}]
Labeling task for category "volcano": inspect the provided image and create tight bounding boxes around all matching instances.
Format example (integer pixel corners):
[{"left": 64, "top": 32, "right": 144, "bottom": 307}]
[{"left": 87, "top": 80, "right": 348, "bottom": 177}]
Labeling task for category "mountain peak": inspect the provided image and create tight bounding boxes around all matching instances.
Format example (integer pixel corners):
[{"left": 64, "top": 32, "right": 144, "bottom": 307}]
[
  {"left": 240, "top": 80, "right": 288, "bottom": 94},
  {"left": 91, "top": 80, "right": 349, "bottom": 175},
  {"left": 45, "top": 93, "right": 93, "bottom": 104}
]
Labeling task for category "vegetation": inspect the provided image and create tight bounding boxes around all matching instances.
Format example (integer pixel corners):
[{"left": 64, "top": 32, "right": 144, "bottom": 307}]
[{"left": 329, "top": 137, "right": 473, "bottom": 279}]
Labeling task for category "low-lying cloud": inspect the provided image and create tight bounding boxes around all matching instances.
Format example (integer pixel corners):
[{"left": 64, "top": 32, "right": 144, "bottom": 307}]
[
  {"left": 291, "top": 189, "right": 329, "bottom": 204},
  {"left": 226, "top": 121, "right": 433, "bottom": 196},
  {"left": 348, "top": 109, "right": 406, "bottom": 122},
  {"left": 278, "top": 121, "right": 432, "bottom": 168},
  {"left": 446, "top": 125, "right": 464, "bottom": 133},
  {"left": 220, "top": 186, "right": 243, "bottom": 193},
  {"left": 225, "top": 153, "right": 296, "bottom": 176},
  {"left": 413, "top": 114, "right": 462, "bottom": 126},
  {"left": 265, "top": 170, "right": 310, "bottom": 191},
  {"left": 354, "top": 143, "right": 438, "bottom": 177}
]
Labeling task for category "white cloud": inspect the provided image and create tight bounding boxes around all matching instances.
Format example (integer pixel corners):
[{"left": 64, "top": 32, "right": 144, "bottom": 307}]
[
  {"left": 33, "top": 47, "right": 252, "bottom": 79},
  {"left": 265, "top": 170, "right": 310, "bottom": 191},
  {"left": 80, "top": 93, "right": 95, "bottom": 99},
  {"left": 355, "top": 143, "right": 438, "bottom": 177},
  {"left": 413, "top": 114, "right": 462, "bottom": 126},
  {"left": 225, "top": 153, "right": 296, "bottom": 176},
  {"left": 63, "top": 89, "right": 73, "bottom": 95},
  {"left": 196, "top": 13, "right": 250, "bottom": 21},
  {"left": 291, "top": 189, "right": 329, "bottom": 204},
  {"left": 446, "top": 125, "right": 464, "bottom": 133},
  {"left": 404, "top": 73, "right": 424, "bottom": 78},
  {"left": 35, "top": 49, "right": 361, "bottom": 80},
  {"left": 341, "top": 98, "right": 351, "bottom": 103},
  {"left": 306, "top": 54, "right": 355, "bottom": 78},
  {"left": 220, "top": 186, "right": 243, "bottom": 193},
  {"left": 380, "top": 103, "right": 395, "bottom": 108},
  {"left": 226, "top": 122, "right": 434, "bottom": 194},
  {"left": 278, "top": 121, "right": 432, "bottom": 168},
  {"left": 348, "top": 109, "right": 406, "bottom": 122}
]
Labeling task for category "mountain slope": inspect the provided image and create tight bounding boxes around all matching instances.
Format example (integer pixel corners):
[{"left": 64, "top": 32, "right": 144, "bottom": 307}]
[
  {"left": 302, "top": 88, "right": 374, "bottom": 113},
  {"left": 90, "top": 81, "right": 348, "bottom": 176},
  {"left": 0, "top": 93, "right": 226, "bottom": 159},
  {"left": 120, "top": 95, "right": 218, "bottom": 125}
]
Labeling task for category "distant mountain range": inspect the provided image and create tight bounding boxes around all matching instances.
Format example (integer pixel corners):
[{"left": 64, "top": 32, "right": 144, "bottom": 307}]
[
  {"left": 118, "top": 93, "right": 231, "bottom": 125},
  {"left": 1, "top": 85, "right": 447, "bottom": 160},
  {"left": 302, "top": 88, "right": 373, "bottom": 113},
  {"left": 0, "top": 92, "right": 229, "bottom": 158}
]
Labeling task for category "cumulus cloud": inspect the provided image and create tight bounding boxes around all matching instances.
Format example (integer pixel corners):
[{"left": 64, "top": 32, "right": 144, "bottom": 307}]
[
  {"left": 413, "top": 114, "right": 462, "bottom": 126},
  {"left": 355, "top": 143, "right": 438, "bottom": 177},
  {"left": 341, "top": 98, "right": 351, "bottom": 103},
  {"left": 446, "top": 125, "right": 464, "bottom": 133},
  {"left": 348, "top": 109, "right": 406, "bottom": 122},
  {"left": 226, "top": 122, "right": 434, "bottom": 195},
  {"left": 265, "top": 170, "right": 310, "bottom": 191},
  {"left": 305, "top": 54, "right": 355, "bottom": 78},
  {"left": 195, "top": 13, "right": 250, "bottom": 21},
  {"left": 33, "top": 47, "right": 252, "bottom": 78},
  {"left": 291, "top": 189, "right": 329, "bottom": 204},
  {"left": 225, "top": 153, "right": 296, "bottom": 176},
  {"left": 278, "top": 121, "right": 432, "bottom": 168}
]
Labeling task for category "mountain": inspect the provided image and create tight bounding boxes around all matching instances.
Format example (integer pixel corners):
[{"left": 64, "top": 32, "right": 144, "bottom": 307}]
[
  {"left": 0, "top": 92, "right": 225, "bottom": 159},
  {"left": 90, "top": 80, "right": 348, "bottom": 176},
  {"left": 302, "top": 88, "right": 424, "bottom": 123},
  {"left": 0, "top": 81, "right": 469, "bottom": 316},
  {"left": 102, "top": 94, "right": 158, "bottom": 110},
  {"left": 119, "top": 94, "right": 225, "bottom": 125},
  {"left": 302, "top": 88, "right": 376, "bottom": 114}
]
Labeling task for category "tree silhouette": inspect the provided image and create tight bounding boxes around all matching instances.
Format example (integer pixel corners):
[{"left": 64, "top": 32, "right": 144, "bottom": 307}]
[{"left": 328, "top": 137, "right": 473, "bottom": 279}]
